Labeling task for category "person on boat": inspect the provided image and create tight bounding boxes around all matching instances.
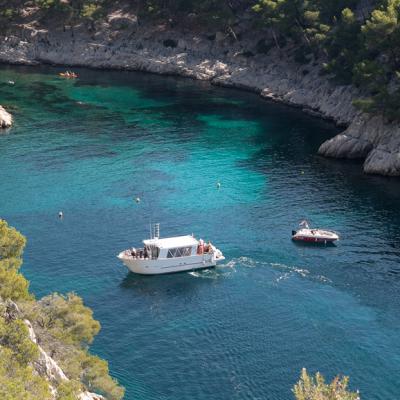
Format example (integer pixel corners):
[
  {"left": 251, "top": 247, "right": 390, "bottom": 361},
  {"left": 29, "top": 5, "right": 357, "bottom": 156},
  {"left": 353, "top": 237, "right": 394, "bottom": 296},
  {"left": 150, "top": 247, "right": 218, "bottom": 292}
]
[
  {"left": 130, "top": 248, "right": 137, "bottom": 258},
  {"left": 144, "top": 246, "right": 149, "bottom": 259},
  {"left": 198, "top": 239, "right": 204, "bottom": 255}
]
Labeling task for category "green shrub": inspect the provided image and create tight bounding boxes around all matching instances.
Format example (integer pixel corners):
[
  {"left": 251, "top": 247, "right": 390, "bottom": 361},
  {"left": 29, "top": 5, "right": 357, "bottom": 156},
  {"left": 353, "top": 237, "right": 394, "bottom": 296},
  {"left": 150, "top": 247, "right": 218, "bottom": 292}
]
[
  {"left": 293, "top": 368, "right": 360, "bottom": 400},
  {"left": 56, "top": 380, "right": 82, "bottom": 400},
  {"left": 0, "top": 317, "right": 38, "bottom": 365},
  {"left": 38, "top": 292, "right": 100, "bottom": 346},
  {"left": 0, "top": 347, "right": 51, "bottom": 400},
  {"left": 0, "top": 267, "right": 32, "bottom": 301},
  {"left": 0, "top": 219, "right": 26, "bottom": 260}
]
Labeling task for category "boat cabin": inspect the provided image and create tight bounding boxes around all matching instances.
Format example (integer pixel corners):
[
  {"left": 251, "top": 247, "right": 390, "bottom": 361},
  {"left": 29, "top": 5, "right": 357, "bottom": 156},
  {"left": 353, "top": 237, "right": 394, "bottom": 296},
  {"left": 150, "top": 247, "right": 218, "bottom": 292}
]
[{"left": 142, "top": 235, "right": 199, "bottom": 260}]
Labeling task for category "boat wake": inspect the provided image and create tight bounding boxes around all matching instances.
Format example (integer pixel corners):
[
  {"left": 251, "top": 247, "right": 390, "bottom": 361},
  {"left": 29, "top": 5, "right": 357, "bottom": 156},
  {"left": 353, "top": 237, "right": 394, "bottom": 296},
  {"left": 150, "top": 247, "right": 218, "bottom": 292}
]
[{"left": 195, "top": 256, "right": 331, "bottom": 284}]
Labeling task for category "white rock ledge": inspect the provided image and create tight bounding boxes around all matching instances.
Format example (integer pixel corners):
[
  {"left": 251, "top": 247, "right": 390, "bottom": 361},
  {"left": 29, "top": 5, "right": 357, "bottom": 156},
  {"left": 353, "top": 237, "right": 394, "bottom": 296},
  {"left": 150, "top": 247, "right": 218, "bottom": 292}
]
[{"left": 0, "top": 106, "right": 12, "bottom": 128}]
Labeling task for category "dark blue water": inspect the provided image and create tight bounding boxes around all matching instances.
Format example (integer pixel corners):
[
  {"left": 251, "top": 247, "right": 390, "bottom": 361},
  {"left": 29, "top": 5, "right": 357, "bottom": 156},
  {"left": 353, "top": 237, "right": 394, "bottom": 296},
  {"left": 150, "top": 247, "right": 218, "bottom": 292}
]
[{"left": 1, "top": 65, "right": 400, "bottom": 400}]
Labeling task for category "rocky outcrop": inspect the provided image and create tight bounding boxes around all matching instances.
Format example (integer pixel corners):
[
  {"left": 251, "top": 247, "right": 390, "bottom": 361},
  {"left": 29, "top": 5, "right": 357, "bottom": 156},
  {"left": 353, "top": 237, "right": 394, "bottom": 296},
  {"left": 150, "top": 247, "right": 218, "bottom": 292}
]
[
  {"left": 0, "top": 14, "right": 399, "bottom": 175},
  {"left": 79, "top": 392, "right": 105, "bottom": 400},
  {"left": 0, "top": 106, "right": 12, "bottom": 128},
  {"left": 319, "top": 115, "right": 400, "bottom": 176},
  {"left": 25, "top": 319, "right": 68, "bottom": 384}
]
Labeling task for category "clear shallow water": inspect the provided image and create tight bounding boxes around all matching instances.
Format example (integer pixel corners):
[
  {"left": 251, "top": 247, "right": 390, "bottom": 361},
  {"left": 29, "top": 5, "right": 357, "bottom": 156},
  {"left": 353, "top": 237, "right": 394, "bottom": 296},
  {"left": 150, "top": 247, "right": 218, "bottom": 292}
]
[{"left": 1, "top": 65, "right": 400, "bottom": 400}]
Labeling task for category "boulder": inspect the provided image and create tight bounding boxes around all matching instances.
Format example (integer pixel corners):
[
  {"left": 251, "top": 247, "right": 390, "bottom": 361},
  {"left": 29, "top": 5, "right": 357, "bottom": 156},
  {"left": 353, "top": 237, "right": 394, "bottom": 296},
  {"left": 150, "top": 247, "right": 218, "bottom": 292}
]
[
  {"left": 79, "top": 392, "right": 106, "bottom": 400},
  {"left": 108, "top": 12, "right": 138, "bottom": 31},
  {"left": 319, "top": 115, "right": 400, "bottom": 175},
  {"left": 0, "top": 106, "right": 12, "bottom": 128}
]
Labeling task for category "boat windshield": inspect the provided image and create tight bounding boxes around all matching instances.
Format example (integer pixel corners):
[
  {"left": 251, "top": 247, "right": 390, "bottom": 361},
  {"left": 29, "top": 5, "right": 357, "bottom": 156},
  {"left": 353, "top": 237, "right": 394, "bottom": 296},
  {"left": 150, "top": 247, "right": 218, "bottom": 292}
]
[{"left": 167, "top": 247, "right": 192, "bottom": 258}]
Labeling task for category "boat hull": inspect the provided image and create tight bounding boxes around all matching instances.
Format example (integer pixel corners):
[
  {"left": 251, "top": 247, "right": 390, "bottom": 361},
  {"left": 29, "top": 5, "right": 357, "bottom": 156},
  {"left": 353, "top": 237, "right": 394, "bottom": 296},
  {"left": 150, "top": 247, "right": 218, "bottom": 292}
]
[
  {"left": 292, "top": 236, "right": 337, "bottom": 243},
  {"left": 292, "top": 228, "right": 339, "bottom": 244},
  {"left": 118, "top": 253, "right": 225, "bottom": 275}
]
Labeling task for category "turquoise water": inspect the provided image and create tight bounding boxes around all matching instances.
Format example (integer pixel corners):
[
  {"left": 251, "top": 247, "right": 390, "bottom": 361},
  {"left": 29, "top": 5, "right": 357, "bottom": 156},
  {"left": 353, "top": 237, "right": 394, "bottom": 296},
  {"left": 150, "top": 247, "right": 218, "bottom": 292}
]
[{"left": 1, "top": 65, "right": 400, "bottom": 400}]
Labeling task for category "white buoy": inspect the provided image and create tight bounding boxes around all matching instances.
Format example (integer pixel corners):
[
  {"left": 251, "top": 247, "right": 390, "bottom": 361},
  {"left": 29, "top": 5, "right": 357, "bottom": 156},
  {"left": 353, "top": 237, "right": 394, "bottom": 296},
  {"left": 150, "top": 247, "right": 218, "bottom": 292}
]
[
  {"left": 135, "top": 197, "right": 141, "bottom": 204},
  {"left": 7, "top": 80, "right": 15, "bottom": 85},
  {"left": 216, "top": 182, "right": 221, "bottom": 189},
  {"left": 58, "top": 211, "right": 63, "bottom": 219}
]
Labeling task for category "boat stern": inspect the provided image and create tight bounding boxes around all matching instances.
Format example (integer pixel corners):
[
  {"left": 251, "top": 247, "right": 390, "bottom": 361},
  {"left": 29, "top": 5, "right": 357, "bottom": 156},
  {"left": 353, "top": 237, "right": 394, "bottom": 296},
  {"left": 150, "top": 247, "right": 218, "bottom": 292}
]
[{"left": 212, "top": 247, "right": 225, "bottom": 263}]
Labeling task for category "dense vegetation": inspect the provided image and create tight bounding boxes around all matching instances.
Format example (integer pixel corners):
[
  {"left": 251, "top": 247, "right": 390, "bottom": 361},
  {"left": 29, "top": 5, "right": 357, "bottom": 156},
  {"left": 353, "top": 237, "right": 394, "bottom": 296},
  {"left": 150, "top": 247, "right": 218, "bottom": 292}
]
[
  {"left": 0, "top": 219, "right": 124, "bottom": 400},
  {"left": 293, "top": 369, "right": 359, "bottom": 400},
  {"left": 251, "top": 0, "right": 400, "bottom": 120}
]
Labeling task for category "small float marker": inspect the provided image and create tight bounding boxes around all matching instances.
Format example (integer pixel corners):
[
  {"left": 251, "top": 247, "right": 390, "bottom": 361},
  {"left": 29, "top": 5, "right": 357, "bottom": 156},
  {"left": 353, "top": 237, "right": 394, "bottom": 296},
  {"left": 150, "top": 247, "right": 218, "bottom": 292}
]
[
  {"left": 58, "top": 211, "right": 64, "bottom": 219},
  {"left": 135, "top": 197, "right": 141, "bottom": 204},
  {"left": 216, "top": 182, "right": 221, "bottom": 189}
]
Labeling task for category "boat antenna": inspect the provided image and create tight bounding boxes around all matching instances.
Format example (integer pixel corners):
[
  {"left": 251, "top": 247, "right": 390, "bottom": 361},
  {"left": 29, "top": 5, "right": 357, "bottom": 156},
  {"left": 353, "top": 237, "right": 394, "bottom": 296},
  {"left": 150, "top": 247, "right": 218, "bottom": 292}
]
[{"left": 154, "top": 223, "right": 160, "bottom": 239}]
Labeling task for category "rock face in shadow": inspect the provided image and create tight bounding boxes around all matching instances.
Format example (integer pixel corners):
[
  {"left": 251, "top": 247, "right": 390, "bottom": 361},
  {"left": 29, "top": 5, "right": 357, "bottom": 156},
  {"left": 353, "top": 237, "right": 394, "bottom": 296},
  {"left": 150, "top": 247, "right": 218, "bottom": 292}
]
[
  {"left": 0, "top": 106, "right": 12, "bottom": 128},
  {"left": 0, "top": 14, "right": 399, "bottom": 176},
  {"left": 319, "top": 116, "right": 400, "bottom": 176}
]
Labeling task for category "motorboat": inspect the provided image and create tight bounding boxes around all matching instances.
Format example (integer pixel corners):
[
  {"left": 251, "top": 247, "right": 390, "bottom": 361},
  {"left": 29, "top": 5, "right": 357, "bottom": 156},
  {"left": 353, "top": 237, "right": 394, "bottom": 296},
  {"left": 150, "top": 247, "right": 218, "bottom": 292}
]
[
  {"left": 292, "top": 220, "right": 339, "bottom": 244},
  {"left": 59, "top": 71, "right": 78, "bottom": 79},
  {"left": 117, "top": 224, "right": 225, "bottom": 275}
]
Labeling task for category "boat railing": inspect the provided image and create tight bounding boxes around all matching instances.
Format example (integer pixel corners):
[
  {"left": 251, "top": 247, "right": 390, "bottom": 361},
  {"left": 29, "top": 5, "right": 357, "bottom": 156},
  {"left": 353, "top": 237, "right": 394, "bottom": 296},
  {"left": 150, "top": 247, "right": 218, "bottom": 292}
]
[{"left": 125, "top": 248, "right": 154, "bottom": 260}]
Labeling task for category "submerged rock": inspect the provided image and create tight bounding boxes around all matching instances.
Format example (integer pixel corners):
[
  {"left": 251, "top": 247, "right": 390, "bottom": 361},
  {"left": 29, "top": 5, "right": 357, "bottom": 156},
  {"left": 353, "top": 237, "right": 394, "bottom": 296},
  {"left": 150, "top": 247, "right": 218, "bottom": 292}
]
[{"left": 0, "top": 106, "right": 12, "bottom": 128}]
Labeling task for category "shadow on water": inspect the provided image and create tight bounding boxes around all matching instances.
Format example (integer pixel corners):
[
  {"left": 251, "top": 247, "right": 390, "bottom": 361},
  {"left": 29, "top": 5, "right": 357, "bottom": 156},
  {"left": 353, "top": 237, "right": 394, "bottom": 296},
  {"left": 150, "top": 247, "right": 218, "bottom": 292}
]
[
  {"left": 291, "top": 240, "right": 337, "bottom": 248},
  {"left": 119, "top": 268, "right": 221, "bottom": 297}
]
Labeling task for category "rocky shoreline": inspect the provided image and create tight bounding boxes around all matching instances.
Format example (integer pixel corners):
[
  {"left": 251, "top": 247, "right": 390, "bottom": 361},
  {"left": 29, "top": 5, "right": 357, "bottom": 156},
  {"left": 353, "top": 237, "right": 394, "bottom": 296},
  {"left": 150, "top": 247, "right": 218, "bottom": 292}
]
[{"left": 0, "top": 15, "right": 399, "bottom": 175}]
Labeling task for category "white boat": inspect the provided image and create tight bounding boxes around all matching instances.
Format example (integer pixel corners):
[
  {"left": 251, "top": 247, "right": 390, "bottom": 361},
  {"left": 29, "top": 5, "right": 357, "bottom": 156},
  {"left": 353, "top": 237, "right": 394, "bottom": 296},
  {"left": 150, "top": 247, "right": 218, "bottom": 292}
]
[
  {"left": 117, "top": 224, "right": 225, "bottom": 275},
  {"left": 292, "top": 220, "right": 339, "bottom": 244}
]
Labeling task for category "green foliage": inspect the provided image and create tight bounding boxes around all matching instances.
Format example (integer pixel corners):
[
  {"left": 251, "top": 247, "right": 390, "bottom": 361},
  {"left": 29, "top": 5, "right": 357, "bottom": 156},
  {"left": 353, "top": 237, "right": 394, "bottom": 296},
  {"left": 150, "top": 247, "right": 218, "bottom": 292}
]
[
  {"left": 140, "top": 0, "right": 235, "bottom": 28},
  {"left": 0, "top": 219, "right": 26, "bottom": 260},
  {"left": 0, "top": 347, "right": 51, "bottom": 400},
  {"left": 293, "top": 368, "right": 360, "bottom": 400},
  {"left": 0, "top": 317, "right": 38, "bottom": 365},
  {"left": 252, "top": 0, "right": 400, "bottom": 118},
  {"left": 81, "top": 354, "right": 125, "bottom": 400},
  {"left": 56, "top": 380, "right": 81, "bottom": 400},
  {"left": 0, "top": 8, "right": 16, "bottom": 19},
  {"left": 38, "top": 292, "right": 100, "bottom": 346},
  {"left": 35, "top": 0, "right": 59, "bottom": 10},
  {"left": 81, "top": 3, "right": 101, "bottom": 19},
  {"left": 0, "top": 219, "right": 31, "bottom": 301},
  {"left": 0, "top": 268, "right": 32, "bottom": 301}
]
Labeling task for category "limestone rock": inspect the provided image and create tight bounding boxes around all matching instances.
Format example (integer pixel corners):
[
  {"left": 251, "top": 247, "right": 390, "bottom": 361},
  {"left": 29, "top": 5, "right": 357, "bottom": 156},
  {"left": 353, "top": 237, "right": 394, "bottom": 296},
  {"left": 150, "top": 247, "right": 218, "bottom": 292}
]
[
  {"left": 319, "top": 115, "right": 400, "bottom": 175},
  {"left": 24, "top": 318, "right": 105, "bottom": 399},
  {"left": 0, "top": 106, "right": 12, "bottom": 128},
  {"left": 108, "top": 11, "right": 137, "bottom": 31},
  {"left": 79, "top": 391, "right": 106, "bottom": 400},
  {"left": 24, "top": 320, "right": 68, "bottom": 384}
]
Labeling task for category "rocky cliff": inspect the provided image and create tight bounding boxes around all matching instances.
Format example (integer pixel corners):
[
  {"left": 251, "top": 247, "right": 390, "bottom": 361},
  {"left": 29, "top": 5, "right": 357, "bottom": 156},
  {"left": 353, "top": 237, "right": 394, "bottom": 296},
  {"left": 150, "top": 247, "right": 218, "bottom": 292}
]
[{"left": 0, "top": 10, "right": 399, "bottom": 176}]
